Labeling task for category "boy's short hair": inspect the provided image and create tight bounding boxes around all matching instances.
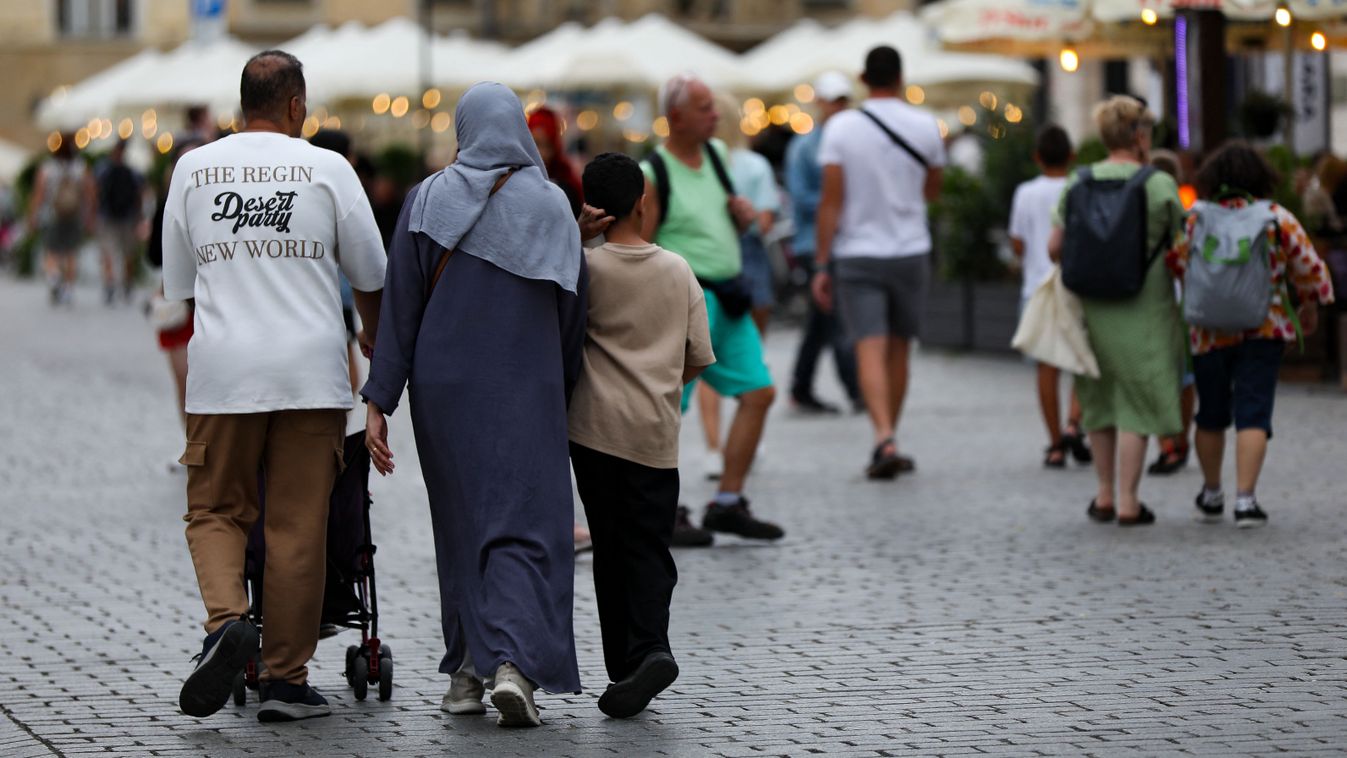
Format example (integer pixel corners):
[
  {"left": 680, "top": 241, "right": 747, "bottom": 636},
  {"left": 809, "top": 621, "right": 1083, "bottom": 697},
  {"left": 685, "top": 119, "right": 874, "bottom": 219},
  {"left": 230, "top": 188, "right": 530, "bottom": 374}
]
[
  {"left": 1149, "top": 148, "right": 1181, "bottom": 180},
  {"left": 582, "top": 152, "right": 644, "bottom": 220},
  {"left": 1034, "top": 124, "right": 1072, "bottom": 169}
]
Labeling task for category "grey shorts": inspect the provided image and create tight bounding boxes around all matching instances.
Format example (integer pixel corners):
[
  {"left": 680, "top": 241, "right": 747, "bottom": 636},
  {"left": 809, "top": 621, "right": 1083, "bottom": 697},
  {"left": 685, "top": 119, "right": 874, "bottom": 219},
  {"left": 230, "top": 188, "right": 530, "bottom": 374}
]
[{"left": 835, "top": 255, "right": 930, "bottom": 340}]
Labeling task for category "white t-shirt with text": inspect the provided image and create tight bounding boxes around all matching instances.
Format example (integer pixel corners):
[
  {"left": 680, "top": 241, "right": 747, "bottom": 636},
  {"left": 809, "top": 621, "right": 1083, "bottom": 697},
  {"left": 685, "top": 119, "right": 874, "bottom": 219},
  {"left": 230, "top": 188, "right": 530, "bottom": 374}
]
[
  {"left": 162, "top": 131, "right": 386, "bottom": 414},
  {"left": 1008, "top": 174, "right": 1069, "bottom": 300},
  {"left": 817, "top": 98, "right": 946, "bottom": 259}
]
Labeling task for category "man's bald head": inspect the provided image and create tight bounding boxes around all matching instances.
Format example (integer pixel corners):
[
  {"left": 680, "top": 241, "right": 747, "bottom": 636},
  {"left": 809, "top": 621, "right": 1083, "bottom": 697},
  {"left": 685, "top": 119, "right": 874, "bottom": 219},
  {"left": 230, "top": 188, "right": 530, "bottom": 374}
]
[
  {"left": 240, "top": 50, "right": 306, "bottom": 132},
  {"left": 661, "top": 74, "right": 718, "bottom": 144}
]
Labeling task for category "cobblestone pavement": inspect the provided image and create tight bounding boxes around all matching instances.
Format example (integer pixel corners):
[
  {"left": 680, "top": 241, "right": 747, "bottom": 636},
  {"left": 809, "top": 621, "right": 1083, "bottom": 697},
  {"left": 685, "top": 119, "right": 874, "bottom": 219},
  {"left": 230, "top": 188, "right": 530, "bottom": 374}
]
[{"left": 2, "top": 273, "right": 1346, "bottom": 757}]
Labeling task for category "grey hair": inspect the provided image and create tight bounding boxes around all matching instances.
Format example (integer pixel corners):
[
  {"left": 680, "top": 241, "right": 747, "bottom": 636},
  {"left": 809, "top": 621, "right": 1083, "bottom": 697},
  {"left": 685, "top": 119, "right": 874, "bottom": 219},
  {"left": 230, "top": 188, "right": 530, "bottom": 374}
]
[{"left": 658, "top": 72, "right": 702, "bottom": 117}]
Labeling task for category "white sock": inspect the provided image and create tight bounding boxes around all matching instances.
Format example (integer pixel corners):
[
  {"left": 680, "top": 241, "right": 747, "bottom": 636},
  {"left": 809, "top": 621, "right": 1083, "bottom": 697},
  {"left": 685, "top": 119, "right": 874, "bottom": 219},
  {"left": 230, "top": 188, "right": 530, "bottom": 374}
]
[
  {"left": 1235, "top": 492, "right": 1258, "bottom": 512},
  {"left": 1201, "top": 487, "right": 1224, "bottom": 506}
]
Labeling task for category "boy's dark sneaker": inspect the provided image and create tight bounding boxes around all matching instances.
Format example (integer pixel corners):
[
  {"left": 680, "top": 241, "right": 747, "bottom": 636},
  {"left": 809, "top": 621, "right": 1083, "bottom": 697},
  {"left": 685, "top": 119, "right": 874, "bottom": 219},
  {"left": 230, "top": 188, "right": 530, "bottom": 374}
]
[
  {"left": 180, "top": 617, "right": 259, "bottom": 717},
  {"left": 671, "top": 505, "right": 713, "bottom": 547},
  {"left": 598, "top": 652, "right": 679, "bottom": 719},
  {"left": 1194, "top": 490, "right": 1224, "bottom": 523},
  {"left": 1234, "top": 502, "right": 1268, "bottom": 529},
  {"left": 703, "top": 498, "right": 783, "bottom": 540},
  {"left": 257, "top": 681, "right": 332, "bottom": 722}
]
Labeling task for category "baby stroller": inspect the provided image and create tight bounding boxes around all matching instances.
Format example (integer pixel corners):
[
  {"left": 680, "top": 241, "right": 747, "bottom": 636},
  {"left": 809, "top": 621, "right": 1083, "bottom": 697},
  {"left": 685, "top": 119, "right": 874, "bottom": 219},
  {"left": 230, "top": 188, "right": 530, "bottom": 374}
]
[{"left": 231, "top": 429, "right": 393, "bottom": 704}]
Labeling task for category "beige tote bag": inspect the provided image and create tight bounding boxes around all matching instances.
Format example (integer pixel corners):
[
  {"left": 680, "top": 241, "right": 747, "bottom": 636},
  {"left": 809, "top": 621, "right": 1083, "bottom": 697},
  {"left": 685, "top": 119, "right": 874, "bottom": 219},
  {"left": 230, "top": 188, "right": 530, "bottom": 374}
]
[{"left": 1011, "top": 266, "right": 1100, "bottom": 378}]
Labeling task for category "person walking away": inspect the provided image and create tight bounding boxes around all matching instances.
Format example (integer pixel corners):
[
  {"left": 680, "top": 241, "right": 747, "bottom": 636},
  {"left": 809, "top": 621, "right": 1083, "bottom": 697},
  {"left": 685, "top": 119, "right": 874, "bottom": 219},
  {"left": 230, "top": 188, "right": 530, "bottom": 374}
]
[
  {"left": 1166, "top": 141, "right": 1334, "bottom": 527},
  {"left": 162, "top": 51, "right": 387, "bottom": 721},
  {"left": 1048, "top": 95, "right": 1185, "bottom": 526},
  {"left": 641, "top": 73, "right": 783, "bottom": 546},
  {"left": 28, "top": 132, "right": 96, "bottom": 305},
  {"left": 568, "top": 153, "right": 715, "bottom": 717},
  {"left": 309, "top": 128, "right": 368, "bottom": 399},
  {"left": 95, "top": 139, "right": 145, "bottom": 304},
  {"left": 785, "top": 71, "right": 862, "bottom": 415},
  {"left": 812, "top": 46, "right": 946, "bottom": 479},
  {"left": 1146, "top": 148, "right": 1198, "bottom": 475},
  {"left": 1009, "top": 124, "right": 1091, "bottom": 468},
  {"left": 361, "top": 82, "right": 586, "bottom": 728}
]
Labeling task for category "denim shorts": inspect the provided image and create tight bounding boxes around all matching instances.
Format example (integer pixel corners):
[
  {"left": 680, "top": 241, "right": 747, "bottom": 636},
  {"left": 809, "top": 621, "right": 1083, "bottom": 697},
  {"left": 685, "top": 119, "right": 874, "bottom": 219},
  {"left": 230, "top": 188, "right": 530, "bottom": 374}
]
[{"left": 1193, "top": 338, "right": 1284, "bottom": 437}]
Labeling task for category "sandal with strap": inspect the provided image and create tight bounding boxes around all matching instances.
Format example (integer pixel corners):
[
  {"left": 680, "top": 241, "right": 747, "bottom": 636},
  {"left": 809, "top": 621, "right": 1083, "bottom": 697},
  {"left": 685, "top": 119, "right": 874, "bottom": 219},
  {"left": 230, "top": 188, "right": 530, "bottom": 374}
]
[
  {"left": 1043, "top": 442, "right": 1068, "bottom": 469},
  {"left": 866, "top": 438, "right": 902, "bottom": 480},
  {"left": 1062, "top": 425, "right": 1093, "bottom": 463},
  {"left": 1147, "top": 440, "right": 1189, "bottom": 475}
]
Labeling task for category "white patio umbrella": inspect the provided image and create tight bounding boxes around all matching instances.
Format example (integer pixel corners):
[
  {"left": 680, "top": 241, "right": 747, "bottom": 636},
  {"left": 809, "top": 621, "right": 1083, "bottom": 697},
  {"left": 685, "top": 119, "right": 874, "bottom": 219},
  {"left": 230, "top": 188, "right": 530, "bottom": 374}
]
[
  {"left": 125, "top": 36, "right": 258, "bottom": 113},
  {"left": 35, "top": 48, "right": 164, "bottom": 129},
  {"left": 0, "top": 137, "right": 31, "bottom": 183},
  {"left": 432, "top": 31, "right": 510, "bottom": 90},
  {"left": 741, "top": 12, "right": 1038, "bottom": 96}
]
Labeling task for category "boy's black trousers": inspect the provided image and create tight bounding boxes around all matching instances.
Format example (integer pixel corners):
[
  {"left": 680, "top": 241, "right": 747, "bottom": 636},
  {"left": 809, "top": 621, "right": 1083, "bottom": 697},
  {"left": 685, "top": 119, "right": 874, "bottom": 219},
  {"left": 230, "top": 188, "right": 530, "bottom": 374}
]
[{"left": 569, "top": 441, "right": 679, "bottom": 682}]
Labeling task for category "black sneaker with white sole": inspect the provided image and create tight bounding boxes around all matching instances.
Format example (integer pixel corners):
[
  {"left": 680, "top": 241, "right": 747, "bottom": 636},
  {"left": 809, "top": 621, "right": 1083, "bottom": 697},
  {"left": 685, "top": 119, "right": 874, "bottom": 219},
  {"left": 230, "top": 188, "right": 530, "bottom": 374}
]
[
  {"left": 257, "top": 681, "right": 332, "bottom": 722},
  {"left": 1234, "top": 502, "right": 1268, "bottom": 529},
  {"left": 1194, "top": 490, "right": 1224, "bottom": 523},
  {"left": 179, "top": 617, "right": 259, "bottom": 718}
]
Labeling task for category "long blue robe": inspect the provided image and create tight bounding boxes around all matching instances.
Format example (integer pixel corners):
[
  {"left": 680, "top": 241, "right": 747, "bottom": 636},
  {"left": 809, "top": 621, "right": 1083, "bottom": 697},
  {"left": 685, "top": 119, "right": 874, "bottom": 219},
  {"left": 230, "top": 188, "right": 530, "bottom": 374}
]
[{"left": 362, "top": 184, "right": 586, "bottom": 693}]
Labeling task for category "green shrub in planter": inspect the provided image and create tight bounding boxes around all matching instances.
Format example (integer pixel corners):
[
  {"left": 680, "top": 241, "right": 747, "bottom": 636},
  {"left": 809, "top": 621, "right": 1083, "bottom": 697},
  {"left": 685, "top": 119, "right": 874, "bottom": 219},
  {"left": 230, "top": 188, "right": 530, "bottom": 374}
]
[{"left": 932, "top": 165, "right": 1005, "bottom": 282}]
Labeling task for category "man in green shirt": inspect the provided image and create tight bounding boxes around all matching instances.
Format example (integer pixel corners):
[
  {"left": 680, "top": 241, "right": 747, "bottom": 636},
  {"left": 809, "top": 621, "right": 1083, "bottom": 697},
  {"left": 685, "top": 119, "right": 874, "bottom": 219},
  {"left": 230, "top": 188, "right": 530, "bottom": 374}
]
[{"left": 639, "top": 73, "right": 783, "bottom": 547}]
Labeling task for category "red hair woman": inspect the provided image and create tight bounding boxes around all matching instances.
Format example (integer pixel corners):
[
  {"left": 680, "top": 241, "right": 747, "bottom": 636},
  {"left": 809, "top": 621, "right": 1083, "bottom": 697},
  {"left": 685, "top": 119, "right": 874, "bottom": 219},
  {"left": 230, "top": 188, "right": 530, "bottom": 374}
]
[{"left": 527, "top": 106, "right": 583, "bottom": 218}]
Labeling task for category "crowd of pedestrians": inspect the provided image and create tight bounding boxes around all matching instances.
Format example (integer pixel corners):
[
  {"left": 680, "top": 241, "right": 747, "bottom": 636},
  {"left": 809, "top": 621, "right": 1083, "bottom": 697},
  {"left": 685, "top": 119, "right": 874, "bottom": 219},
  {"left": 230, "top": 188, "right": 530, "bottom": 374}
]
[{"left": 17, "top": 35, "right": 1338, "bottom": 733}]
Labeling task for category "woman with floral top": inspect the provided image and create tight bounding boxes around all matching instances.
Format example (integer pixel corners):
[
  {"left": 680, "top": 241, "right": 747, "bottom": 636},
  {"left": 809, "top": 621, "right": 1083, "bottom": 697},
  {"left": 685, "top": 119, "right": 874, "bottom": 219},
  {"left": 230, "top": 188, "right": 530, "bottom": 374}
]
[{"left": 1166, "top": 142, "right": 1335, "bottom": 527}]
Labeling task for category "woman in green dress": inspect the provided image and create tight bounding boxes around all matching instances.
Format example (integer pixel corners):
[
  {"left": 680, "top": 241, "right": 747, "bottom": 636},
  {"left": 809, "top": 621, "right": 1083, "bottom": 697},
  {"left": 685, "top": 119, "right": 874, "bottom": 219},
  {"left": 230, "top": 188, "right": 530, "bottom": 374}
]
[{"left": 1049, "top": 96, "right": 1186, "bottom": 526}]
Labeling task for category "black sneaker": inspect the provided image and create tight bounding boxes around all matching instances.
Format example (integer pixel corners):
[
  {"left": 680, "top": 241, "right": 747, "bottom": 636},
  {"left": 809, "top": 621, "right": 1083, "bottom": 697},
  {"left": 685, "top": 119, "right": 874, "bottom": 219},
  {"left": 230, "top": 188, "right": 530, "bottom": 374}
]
[
  {"left": 258, "top": 681, "right": 332, "bottom": 722},
  {"left": 1194, "top": 490, "right": 1224, "bottom": 523},
  {"left": 702, "top": 498, "right": 783, "bottom": 540},
  {"left": 1234, "top": 502, "right": 1268, "bottom": 529},
  {"left": 598, "top": 652, "right": 679, "bottom": 719},
  {"left": 671, "top": 505, "right": 713, "bottom": 547},
  {"left": 179, "top": 617, "right": 259, "bottom": 717},
  {"left": 790, "top": 394, "right": 841, "bottom": 415}
]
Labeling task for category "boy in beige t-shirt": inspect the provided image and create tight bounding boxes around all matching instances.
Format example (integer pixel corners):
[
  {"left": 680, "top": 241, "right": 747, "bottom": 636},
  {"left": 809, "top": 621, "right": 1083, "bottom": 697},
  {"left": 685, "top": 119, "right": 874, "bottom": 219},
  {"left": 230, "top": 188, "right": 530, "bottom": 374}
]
[{"left": 569, "top": 153, "right": 715, "bottom": 718}]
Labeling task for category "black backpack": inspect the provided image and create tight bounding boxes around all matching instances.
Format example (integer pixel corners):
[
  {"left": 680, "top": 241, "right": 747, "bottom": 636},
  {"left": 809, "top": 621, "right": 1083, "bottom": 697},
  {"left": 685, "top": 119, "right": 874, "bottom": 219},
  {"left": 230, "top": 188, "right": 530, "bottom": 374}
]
[
  {"left": 1060, "top": 165, "right": 1164, "bottom": 299},
  {"left": 99, "top": 164, "right": 141, "bottom": 221}
]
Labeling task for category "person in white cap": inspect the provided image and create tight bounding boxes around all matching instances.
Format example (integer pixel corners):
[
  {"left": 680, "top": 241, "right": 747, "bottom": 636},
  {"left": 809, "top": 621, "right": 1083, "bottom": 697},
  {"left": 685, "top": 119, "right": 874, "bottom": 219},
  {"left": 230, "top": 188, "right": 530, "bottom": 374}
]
[{"left": 785, "top": 71, "right": 862, "bottom": 415}]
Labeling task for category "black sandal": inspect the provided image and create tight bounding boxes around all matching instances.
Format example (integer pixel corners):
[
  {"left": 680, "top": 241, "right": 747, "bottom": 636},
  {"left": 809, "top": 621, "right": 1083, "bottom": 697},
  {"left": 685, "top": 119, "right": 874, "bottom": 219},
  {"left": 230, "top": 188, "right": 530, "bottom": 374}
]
[
  {"left": 1044, "top": 442, "right": 1068, "bottom": 469},
  {"left": 866, "top": 438, "right": 902, "bottom": 480},
  {"left": 1062, "top": 426, "right": 1093, "bottom": 463},
  {"left": 1118, "top": 503, "right": 1156, "bottom": 527},
  {"left": 1087, "top": 499, "right": 1116, "bottom": 522}
]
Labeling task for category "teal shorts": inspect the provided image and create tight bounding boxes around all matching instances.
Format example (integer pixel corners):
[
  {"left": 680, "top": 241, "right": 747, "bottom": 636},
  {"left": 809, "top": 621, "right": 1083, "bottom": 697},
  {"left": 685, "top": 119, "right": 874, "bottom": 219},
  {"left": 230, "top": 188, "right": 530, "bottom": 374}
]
[{"left": 682, "top": 289, "right": 774, "bottom": 411}]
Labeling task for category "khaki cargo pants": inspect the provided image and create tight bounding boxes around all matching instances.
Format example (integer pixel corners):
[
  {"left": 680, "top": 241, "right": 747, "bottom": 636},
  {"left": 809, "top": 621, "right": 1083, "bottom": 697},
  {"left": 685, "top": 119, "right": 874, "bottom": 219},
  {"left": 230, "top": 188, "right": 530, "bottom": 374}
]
[{"left": 181, "top": 409, "right": 345, "bottom": 685}]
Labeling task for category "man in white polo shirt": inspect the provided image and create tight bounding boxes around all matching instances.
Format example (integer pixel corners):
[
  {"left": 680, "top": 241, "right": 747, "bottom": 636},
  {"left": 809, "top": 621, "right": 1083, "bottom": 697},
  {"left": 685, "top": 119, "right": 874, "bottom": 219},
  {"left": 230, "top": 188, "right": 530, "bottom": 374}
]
[
  {"left": 162, "top": 50, "right": 386, "bottom": 723},
  {"left": 812, "top": 45, "right": 945, "bottom": 480}
]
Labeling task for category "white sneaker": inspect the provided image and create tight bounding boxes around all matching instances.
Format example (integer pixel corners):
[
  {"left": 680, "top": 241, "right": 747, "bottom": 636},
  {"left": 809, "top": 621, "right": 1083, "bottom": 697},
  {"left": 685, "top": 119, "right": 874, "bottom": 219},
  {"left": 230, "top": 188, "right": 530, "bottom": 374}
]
[
  {"left": 490, "top": 662, "right": 541, "bottom": 727},
  {"left": 701, "top": 448, "right": 722, "bottom": 481},
  {"left": 441, "top": 672, "right": 486, "bottom": 715}
]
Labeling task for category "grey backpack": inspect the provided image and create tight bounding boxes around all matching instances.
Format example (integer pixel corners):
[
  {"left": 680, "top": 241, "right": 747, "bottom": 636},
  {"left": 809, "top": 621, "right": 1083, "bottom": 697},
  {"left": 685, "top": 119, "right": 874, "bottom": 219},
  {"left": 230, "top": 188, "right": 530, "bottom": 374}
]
[{"left": 1183, "top": 199, "right": 1278, "bottom": 332}]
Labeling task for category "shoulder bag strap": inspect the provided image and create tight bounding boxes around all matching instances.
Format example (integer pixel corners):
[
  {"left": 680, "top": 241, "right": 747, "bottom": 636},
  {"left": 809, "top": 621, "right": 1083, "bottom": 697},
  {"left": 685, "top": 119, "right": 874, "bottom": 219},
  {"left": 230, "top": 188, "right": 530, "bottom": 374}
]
[
  {"left": 703, "top": 142, "right": 737, "bottom": 197},
  {"left": 859, "top": 108, "right": 929, "bottom": 170},
  {"left": 425, "top": 167, "right": 518, "bottom": 302},
  {"left": 648, "top": 151, "right": 671, "bottom": 228}
]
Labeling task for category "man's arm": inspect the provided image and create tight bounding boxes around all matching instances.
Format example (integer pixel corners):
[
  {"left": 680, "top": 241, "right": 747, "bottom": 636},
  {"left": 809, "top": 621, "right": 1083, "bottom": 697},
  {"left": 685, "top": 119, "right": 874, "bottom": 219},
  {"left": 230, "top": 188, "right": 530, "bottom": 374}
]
[
  {"left": 353, "top": 289, "right": 382, "bottom": 358},
  {"left": 923, "top": 167, "right": 943, "bottom": 203},
  {"left": 811, "top": 163, "right": 845, "bottom": 312}
]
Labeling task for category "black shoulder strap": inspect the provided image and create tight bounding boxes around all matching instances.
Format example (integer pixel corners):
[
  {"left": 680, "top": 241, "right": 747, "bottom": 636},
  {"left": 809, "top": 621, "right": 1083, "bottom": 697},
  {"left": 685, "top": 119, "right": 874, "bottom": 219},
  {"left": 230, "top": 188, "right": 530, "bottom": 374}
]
[
  {"left": 703, "top": 142, "right": 736, "bottom": 197},
  {"left": 859, "top": 108, "right": 929, "bottom": 170},
  {"left": 648, "top": 150, "right": 671, "bottom": 228}
]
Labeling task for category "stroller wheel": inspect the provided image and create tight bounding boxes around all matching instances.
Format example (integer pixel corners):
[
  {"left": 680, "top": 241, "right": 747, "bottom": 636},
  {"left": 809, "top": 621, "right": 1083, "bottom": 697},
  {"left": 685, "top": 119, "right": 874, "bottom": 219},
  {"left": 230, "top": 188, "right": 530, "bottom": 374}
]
[
  {"left": 378, "top": 644, "right": 392, "bottom": 660},
  {"left": 378, "top": 658, "right": 393, "bottom": 701},
  {"left": 345, "top": 645, "right": 360, "bottom": 685},
  {"left": 232, "top": 671, "right": 246, "bottom": 706},
  {"left": 352, "top": 651, "right": 369, "bottom": 702}
]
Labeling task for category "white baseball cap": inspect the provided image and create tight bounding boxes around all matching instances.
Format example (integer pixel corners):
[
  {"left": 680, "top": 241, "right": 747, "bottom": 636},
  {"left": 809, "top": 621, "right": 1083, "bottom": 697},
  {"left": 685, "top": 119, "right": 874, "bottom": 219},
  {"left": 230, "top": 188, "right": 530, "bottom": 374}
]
[{"left": 813, "top": 71, "right": 854, "bottom": 103}]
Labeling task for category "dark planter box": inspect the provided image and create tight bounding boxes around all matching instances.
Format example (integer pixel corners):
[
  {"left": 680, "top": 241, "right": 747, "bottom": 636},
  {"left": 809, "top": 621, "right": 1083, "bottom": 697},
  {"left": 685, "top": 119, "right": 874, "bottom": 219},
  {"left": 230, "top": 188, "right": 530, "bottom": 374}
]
[{"left": 921, "top": 278, "right": 1020, "bottom": 354}]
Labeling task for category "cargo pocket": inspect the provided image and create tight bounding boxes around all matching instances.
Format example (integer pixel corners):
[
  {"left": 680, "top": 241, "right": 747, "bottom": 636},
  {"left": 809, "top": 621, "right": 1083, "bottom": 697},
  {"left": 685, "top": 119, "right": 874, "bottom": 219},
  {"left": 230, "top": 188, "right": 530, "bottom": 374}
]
[{"left": 179, "top": 441, "right": 212, "bottom": 519}]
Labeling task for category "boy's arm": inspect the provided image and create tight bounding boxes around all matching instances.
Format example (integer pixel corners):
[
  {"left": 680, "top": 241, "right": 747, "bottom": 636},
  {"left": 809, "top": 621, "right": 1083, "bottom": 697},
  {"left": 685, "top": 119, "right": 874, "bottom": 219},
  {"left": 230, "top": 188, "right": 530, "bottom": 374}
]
[{"left": 683, "top": 275, "right": 715, "bottom": 385}]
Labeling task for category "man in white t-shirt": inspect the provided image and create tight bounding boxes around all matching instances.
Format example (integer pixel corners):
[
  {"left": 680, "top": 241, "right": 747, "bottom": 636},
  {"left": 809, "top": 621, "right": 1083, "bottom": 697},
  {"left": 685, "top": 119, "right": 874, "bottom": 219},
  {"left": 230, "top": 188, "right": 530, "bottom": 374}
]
[
  {"left": 1008, "top": 124, "right": 1090, "bottom": 469},
  {"left": 162, "top": 50, "right": 386, "bottom": 723},
  {"left": 812, "top": 45, "right": 946, "bottom": 479}
]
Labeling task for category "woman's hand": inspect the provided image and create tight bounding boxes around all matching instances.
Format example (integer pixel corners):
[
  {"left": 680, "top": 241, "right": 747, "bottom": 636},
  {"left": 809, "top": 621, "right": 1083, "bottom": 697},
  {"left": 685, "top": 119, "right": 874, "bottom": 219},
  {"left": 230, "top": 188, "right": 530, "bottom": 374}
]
[
  {"left": 365, "top": 403, "right": 394, "bottom": 476},
  {"left": 578, "top": 204, "right": 614, "bottom": 241}
]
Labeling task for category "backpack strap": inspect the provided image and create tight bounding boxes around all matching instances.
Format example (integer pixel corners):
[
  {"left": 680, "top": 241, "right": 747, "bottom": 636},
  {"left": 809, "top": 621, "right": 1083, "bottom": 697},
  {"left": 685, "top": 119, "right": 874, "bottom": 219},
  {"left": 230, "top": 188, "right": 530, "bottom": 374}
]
[
  {"left": 648, "top": 150, "right": 671, "bottom": 228},
  {"left": 703, "top": 142, "right": 737, "bottom": 196},
  {"left": 859, "top": 108, "right": 929, "bottom": 170},
  {"left": 424, "top": 167, "right": 517, "bottom": 302}
]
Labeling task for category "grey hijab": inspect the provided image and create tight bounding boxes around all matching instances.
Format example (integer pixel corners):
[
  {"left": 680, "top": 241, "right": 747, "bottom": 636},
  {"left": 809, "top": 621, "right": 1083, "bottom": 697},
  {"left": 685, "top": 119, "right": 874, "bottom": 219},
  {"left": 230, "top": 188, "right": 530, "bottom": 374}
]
[{"left": 407, "top": 82, "right": 581, "bottom": 293}]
